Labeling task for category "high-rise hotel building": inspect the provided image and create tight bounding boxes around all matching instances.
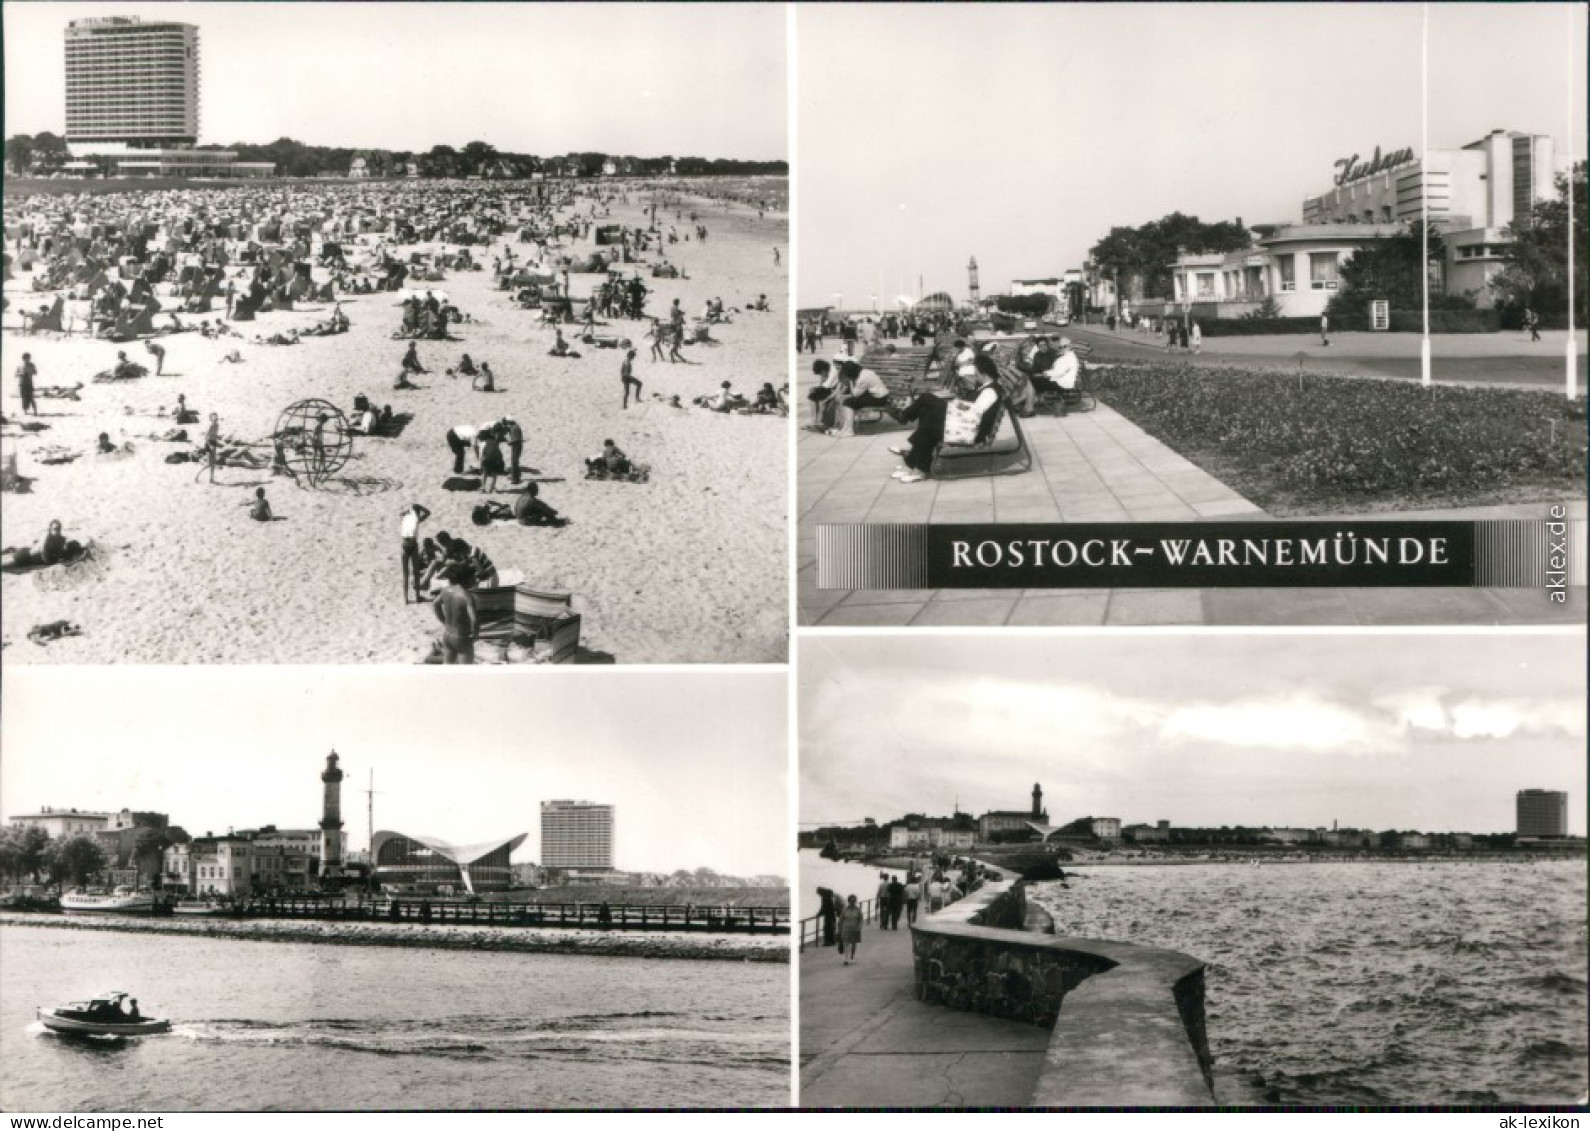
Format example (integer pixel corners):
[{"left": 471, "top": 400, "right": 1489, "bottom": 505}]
[
  {"left": 540, "top": 800, "right": 615, "bottom": 870},
  {"left": 1516, "top": 790, "right": 1568, "bottom": 838},
  {"left": 65, "top": 16, "right": 199, "bottom": 153}
]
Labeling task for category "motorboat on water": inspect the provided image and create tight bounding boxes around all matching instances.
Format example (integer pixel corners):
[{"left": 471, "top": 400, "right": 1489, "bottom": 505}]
[
  {"left": 37, "top": 992, "right": 170, "bottom": 1037},
  {"left": 59, "top": 888, "right": 159, "bottom": 915}
]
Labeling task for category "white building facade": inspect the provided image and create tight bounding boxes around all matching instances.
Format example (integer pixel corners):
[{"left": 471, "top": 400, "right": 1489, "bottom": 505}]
[{"left": 1165, "top": 130, "right": 1563, "bottom": 319}]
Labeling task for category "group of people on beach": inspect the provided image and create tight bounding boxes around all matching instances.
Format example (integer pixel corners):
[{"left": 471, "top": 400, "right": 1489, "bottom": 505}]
[{"left": 4, "top": 174, "right": 785, "bottom": 664}]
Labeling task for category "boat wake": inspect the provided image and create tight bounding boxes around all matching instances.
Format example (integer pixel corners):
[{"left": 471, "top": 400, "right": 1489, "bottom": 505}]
[{"left": 170, "top": 1013, "right": 786, "bottom": 1068}]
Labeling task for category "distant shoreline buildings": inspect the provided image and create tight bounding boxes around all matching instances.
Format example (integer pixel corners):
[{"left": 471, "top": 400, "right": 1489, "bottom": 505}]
[{"left": 801, "top": 781, "right": 1581, "bottom": 855}]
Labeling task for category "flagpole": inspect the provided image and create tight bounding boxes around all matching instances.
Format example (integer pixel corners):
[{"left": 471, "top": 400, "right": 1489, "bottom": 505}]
[
  {"left": 1421, "top": 2, "right": 1432, "bottom": 387},
  {"left": 1568, "top": 2, "right": 1580, "bottom": 401}
]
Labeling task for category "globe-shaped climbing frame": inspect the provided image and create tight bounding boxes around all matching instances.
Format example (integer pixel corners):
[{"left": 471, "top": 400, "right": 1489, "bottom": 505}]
[{"left": 273, "top": 398, "right": 353, "bottom": 485}]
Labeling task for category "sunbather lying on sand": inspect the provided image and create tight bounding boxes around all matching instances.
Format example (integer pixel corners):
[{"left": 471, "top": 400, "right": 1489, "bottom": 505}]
[
  {"left": 203, "top": 440, "right": 273, "bottom": 470},
  {"left": 27, "top": 620, "right": 83, "bottom": 645},
  {"left": 2, "top": 520, "right": 82, "bottom": 570},
  {"left": 36, "top": 383, "right": 84, "bottom": 401},
  {"left": 695, "top": 381, "right": 747, "bottom": 413}
]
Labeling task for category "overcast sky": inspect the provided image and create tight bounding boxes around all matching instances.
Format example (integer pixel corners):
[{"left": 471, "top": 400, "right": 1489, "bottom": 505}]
[
  {"left": 1, "top": 667, "right": 788, "bottom": 878},
  {"left": 800, "top": 633, "right": 1587, "bottom": 836},
  {"left": 3, "top": 2, "right": 786, "bottom": 159},
  {"left": 797, "top": 3, "right": 1588, "bottom": 308}
]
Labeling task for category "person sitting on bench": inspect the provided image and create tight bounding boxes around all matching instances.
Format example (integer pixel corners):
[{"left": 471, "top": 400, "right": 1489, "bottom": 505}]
[
  {"left": 1030, "top": 337, "right": 1079, "bottom": 402},
  {"left": 807, "top": 359, "right": 840, "bottom": 429},
  {"left": 829, "top": 360, "right": 891, "bottom": 438},
  {"left": 963, "top": 352, "right": 1004, "bottom": 442},
  {"left": 891, "top": 388, "right": 951, "bottom": 484}
]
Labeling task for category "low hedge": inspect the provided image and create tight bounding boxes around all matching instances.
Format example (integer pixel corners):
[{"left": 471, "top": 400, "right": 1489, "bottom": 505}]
[
  {"left": 1090, "top": 362, "right": 1586, "bottom": 512},
  {"left": 1199, "top": 316, "right": 1366, "bottom": 337},
  {"left": 1497, "top": 308, "right": 1581, "bottom": 332},
  {"left": 1387, "top": 309, "right": 1500, "bottom": 333},
  {"left": 1196, "top": 310, "right": 1500, "bottom": 335}
]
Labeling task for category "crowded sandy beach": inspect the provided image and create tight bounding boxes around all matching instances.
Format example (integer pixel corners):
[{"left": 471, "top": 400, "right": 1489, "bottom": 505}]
[{"left": 1, "top": 177, "right": 789, "bottom": 663}]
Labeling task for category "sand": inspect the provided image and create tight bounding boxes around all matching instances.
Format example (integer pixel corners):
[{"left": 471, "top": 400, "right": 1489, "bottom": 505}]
[{"left": 1, "top": 184, "right": 789, "bottom": 664}]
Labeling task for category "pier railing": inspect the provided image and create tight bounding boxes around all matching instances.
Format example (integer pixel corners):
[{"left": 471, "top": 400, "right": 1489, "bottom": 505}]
[
  {"left": 180, "top": 897, "right": 788, "bottom": 935},
  {"left": 798, "top": 896, "right": 882, "bottom": 952}
]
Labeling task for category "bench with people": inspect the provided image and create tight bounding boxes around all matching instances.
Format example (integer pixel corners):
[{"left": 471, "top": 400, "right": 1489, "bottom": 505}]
[{"left": 884, "top": 350, "right": 1033, "bottom": 483}]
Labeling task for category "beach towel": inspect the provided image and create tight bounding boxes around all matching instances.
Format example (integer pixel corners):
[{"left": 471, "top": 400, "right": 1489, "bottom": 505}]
[{"left": 584, "top": 464, "right": 651, "bottom": 484}]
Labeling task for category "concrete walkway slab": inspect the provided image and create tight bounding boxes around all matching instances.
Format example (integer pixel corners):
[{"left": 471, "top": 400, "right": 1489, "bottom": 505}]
[{"left": 800, "top": 924, "right": 1050, "bottom": 1108}]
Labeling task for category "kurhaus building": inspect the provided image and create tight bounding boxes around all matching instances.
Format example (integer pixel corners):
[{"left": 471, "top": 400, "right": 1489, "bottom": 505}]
[
  {"left": 1164, "top": 130, "right": 1564, "bottom": 319},
  {"left": 371, "top": 831, "right": 527, "bottom": 894}
]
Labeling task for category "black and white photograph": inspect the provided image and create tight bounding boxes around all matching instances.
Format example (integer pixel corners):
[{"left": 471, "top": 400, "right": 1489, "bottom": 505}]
[
  {"left": 2, "top": 0, "right": 1588, "bottom": 1122},
  {"left": 796, "top": 3, "right": 1586, "bottom": 628},
  {"left": 798, "top": 633, "right": 1587, "bottom": 1108},
  {"left": 1, "top": 2, "right": 790, "bottom": 664},
  {"left": 0, "top": 666, "right": 791, "bottom": 1111}
]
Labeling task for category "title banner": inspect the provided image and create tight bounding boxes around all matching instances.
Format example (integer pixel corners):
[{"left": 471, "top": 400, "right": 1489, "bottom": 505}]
[{"left": 817, "top": 518, "right": 1584, "bottom": 594}]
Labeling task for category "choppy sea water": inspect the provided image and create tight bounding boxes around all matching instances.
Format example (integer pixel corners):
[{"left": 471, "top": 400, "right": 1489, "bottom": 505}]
[
  {"left": 1028, "top": 859, "right": 1587, "bottom": 1105},
  {"left": 0, "top": 926, "right": 788, "bottom": 1111}
]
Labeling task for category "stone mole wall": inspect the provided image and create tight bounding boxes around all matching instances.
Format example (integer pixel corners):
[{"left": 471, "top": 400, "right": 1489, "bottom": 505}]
[{"left": 909, "top": 880, "right": 1213, "bottom": 1106}]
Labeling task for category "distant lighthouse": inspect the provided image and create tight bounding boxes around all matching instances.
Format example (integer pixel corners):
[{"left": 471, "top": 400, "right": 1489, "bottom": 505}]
[
  {"left": 967, "top": 256, "right": 980, "bottom": 306},
  {"left": 320, "top": 750, "right": 345, "bottom": 881},
  {"left": 1032, "top": 782, "right": 1045, "bottom": 820}
]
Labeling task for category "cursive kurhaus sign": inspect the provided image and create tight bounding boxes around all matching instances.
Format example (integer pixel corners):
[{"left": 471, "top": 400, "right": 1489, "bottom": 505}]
[{"left": 1333, "top": 145, "right": 1416, "bottom": 187}]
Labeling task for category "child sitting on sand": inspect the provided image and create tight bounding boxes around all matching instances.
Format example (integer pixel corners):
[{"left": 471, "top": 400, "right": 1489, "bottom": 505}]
[
  {"left": 244, "top": 486, "right": 273, "bottom": 522},
  {"left": 472, "top": 363, "right": 496, "bottom": 392}
]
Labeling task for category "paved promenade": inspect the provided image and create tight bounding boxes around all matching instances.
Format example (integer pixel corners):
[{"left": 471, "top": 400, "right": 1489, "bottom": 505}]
[
  {"left": 799, "top": 923, "right": 1050, "bottom": 1107},
  {"left": 798, "top": 408, "right": 1587, "bottom": 626}
]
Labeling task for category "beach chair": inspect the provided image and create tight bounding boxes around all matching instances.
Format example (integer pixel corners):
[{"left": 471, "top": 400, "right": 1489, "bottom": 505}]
[
  {"left": 472, "top": 583, "right": 583, "bottom": 663},
  {"left": 931, "top": 395, "right": 1033, "bottom": 479},
  {"left": 22, "top": 297, "right": 65, "bottom": 334}
]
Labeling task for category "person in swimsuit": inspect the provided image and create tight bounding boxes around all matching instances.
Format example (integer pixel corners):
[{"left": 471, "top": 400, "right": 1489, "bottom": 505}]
[{"left": 432, "top": 564, "right": 478, "bottom": 664}]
